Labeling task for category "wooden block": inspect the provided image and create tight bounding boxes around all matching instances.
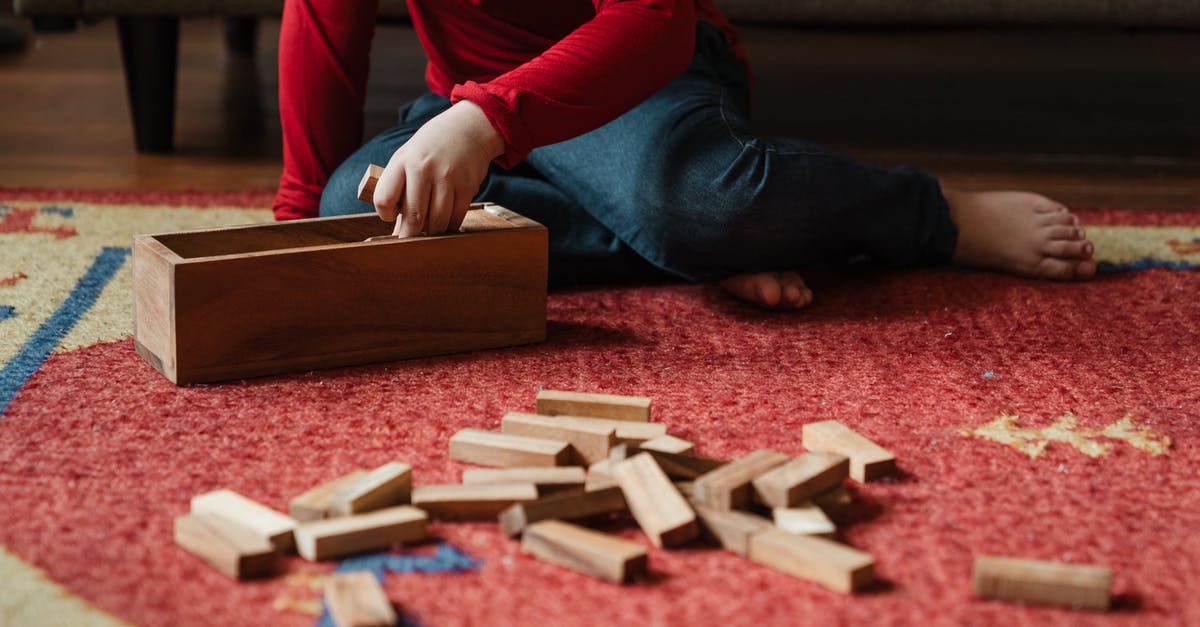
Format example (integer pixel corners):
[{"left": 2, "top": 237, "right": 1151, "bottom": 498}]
[
  {"left": 294, "top": 505, "right": 427, "bottom": 561},
  {"left": 550, "top": 415, "right": 667, "bottom": 447},
  {"left": 132, "top": 206, "right": 547, "bottom": 384},
  {"left": 692, "top": 450, "right": 790, "bottom": 511},
  {"left": 642, "top": 450, "right": 727, "bottom": 480},
  {"left": 462, "top": 466, "right": 586, "bottom": 495},
  {"left": 801, "top": 420, "right": 896, "bottom": 482},
  {"left": 674, "top": 481, "right": 694, "bottom": 498},
  {"left": 585, "top": 460, "right": 618, "bottom": 492},
  {"left": 639, "top": 435, "right": 694, "bottom": 455},
  {"left": 748, "top": 529, "right": 874, "bottom": 593},
  {"left": 173, "top": 513, "right": 276, "bottom": 579},
  {"left": 190, "top": 489, "right": 296, "bottom": 552},
  {"left": 611, "top": 453, "right": 698, "bottom": 548},
  {"left": 536, "top": 389, "right": 651, "bottom": 422},
  {"left": 812, "top": 485, "right": 852, "bottom": 524},
  {"left": 324, "top": 571, "right": 397, "bottom": 627},
  {"left": 751, "top": 452, "right": 850, "bottom": 508},
  {"left": 290, "top": 471, "right": 370, "bottom": 522},
  {"left": 449, "top": 429, "right": 571, "bottom": 468},
  {"left": 498, "top": 486, "right": 627, "bottom": 537},
  {"left": 773, "top": 505, "right": 836, "bottom": 538},
  {"left": 522, "top": 520, "right": 648, "bottom": 584},
  {"left": 501, "top": 412, "right": 616, "bottom": 465},
  {"left": 692, "top": 505, "right": 772, "bottom": 557},
  {"left": 973, "top": 556, "right": 1112, "bottom": 610},
  {"left": 329, "top": 462, "right": 413, "bottom": 517},
  {"left": 356, "top": 164, "right": 386, "bottom": 203},
  {"left": 412, "top": 483, "right": 539, "bottom": 520}
]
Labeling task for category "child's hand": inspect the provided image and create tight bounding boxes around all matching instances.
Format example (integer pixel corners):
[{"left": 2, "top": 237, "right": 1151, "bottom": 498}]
[{"left": 372, "top": 100, "right": 505, "bottom": 237}]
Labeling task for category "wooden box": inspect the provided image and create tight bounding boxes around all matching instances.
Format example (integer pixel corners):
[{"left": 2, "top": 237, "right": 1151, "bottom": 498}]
[{"left": 133, "top": 206, "right": 547, "bottom": 384}]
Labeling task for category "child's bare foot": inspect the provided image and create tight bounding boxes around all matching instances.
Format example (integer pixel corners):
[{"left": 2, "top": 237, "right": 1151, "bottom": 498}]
[
  {"left": 720, "top": 271, "right": 813, "bottom": 309},
  {"left": 945, "top": 190, "right": 1097, "bottom": 280}
]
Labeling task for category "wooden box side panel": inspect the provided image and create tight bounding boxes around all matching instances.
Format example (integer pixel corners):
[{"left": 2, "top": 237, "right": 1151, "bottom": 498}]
[
  {"left": 171, "top": 227, "right": 547, "bottom": 383},
  {"left": 132, "top": 236, "right": 177, "bottom": 382}
]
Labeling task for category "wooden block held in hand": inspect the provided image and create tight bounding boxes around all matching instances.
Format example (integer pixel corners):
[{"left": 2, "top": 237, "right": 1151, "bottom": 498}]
[
  {"left": 692, "top": 505, "right": 772, "bottom": 557},
  {"left": 752, "top": 452, "right": 849, "bottom": 508},
  {"left": 290, "top": 470, "right": 369, "bottom": 522},
  {"left": 329, "top": 462, "right": 413, "bottom": 517},
  {"left": 536, "top": 389, "right": 652, "bottom": 422},
  {"left": 190, "top": 489, "right": 297, "bottom": 552},
  {"left": 357, "top": 164, "right": 385, "bottom": 203},
  {"left": 501, "top": 412, "right": 616, "bottom": 465},
  {"left": 324, "top": 571, "right": 398, "bottom": 627},
  {"left": 773, "top": 504, "right": 836, "bottom": 538},
  {"left": 498, "top": 486, "right": 627, "bottom": 537},
  {"left": 449, "top": 429, "right": 571, "bottom": 468},
  {"left": 801, "top": 420, "right": 896, "bottom": 482},
  {"left": 462, "top": 466, "right": 586, "bottom": 495},
  {"left": 612, "top": 453, "right": 698, "bottom": 548},
  {"left": 522, "top": 520, "right": 648, "bottom": 584},
  {"left": 639, "top": 435, "right": 694, "bottom": 455},
  {"left": 692, "top": 450, "right": 790, "bottom": 511},
  {"left": 412, "top": 483, "right": 539, "bottom": 520},
  {"left": 294, "top": 505, "right": 428, "bottom": 561},
  {"left": 812, "top": 486, "right": 852, "bottom": 524},
  {"left": 973, "top": 556, "right": 1112, "bottom": 610},
  {"left": 174, "top": 513, "right": 277, "bottom": 579},
  {"left": 749, "top": 529, "right": 874, "bottom": 593}
]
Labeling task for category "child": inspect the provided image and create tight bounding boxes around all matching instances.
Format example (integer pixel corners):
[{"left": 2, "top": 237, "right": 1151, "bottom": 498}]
[{"left": 271, "top": 0, "right": 1096, "bottom": 309}]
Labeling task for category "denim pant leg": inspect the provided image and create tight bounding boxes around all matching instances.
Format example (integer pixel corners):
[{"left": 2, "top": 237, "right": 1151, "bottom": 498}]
[
  {"left": 525, "top": 22, "right": 959, "bottom": 282},
  {"left": 318, "top": 95, "right": 669, "bottom": 287}
]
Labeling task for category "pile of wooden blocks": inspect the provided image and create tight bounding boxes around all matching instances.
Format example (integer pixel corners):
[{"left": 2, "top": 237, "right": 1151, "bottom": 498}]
[{"left": 175, "top": 389, "right": 1112, "bottom": 624}]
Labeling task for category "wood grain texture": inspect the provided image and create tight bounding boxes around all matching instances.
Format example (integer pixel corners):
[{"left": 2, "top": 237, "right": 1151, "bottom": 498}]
[
  {"left": 411, "top": 484, "right": 540, "bottom": 520},
  {"left": 535, "top": 390, "right": 652, "bottom": 422},
  {"left": 611, "top": 453, "right": 698, "bottom": 548},
  {"left": 324, "top": 571, "right": 398, "bottom": 627},
  {"left": 461, "top": 466, "right": 586, "bottom": 494},
  {"left": 190, "top": 489, "right": 296, "bottom": 552},
  {"left": 293, "top": 506, "right": 428, "bottom": 561},
  {"left": 973, "top": 556, "right": 1112, "bottom": 610},
  {"left": 328, "top": 462, "right": 413, "bottom": 517},
  {"left": 501, "top": 412, "right": 616, "bottom": 465},
  {"left": 448, "top": 429, "right": 571, "bottom": 468},
  {"left": 289, "top": 470, "right": 369, "bottom": 522},
  {"left": 497, "top": 486, "right": 627, "bottom": 537},
  {"left": 773, "top": 505, "right": 836, "bottom": 538},
  {"left": 522, "top": 520, "right": 648, "bottom": 584},
  {"left": 134, "top": 208, "right": 546, "bottom": 384},
  {"left": 639, "top": 435, "right": 694, "bottom": 455},
  {"left": 752, "top": 452, "right": 850, "bottom": 508},
  {"left": 748, "top": 529, "right": 874, "bottom": 593},
  {"left": 132, "top": 235, "right": 179, "bottom": 380},
  {"left": 801, "top": 420, "right": 896, "bottom": 482},
  {"left": 692, "top": 505, "right": 773, "bottom": 557},
  {"left": 692, "top": 450, "right": 790, "bottom": 511},
  {"left": 173, "top": 513, "right": 276, "bottom": 579}
]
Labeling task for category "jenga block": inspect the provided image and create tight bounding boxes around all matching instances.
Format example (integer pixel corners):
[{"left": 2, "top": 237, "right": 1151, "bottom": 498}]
[
  {"left": 552, "top": 415, "right": 667, "bottom": 446},
  {"left": 692, "top": 450, "right": 790, "bottom": 511},
  {"left": 674, "top": 481, "right": 694, "bottom": 498},
  {"left": 522, "top": 520, "right": 648, "bottom": 584},
  {"left": 290, "top": 470, "right": 370, "bottom": 522},
  {"left": 751, "top": 452, "right": 849, "bottom": 508},
  {"left": 294, "top": 505, "right": 428, "bottom": 561},
  {"left": 611, "top": 453, "right": 698, "bottom": 548},
  {"left": 174, "top": 513, "right": 277, "bottom": 579},
  {"left": 639, "top": 435, "right": 694, "bottom": 455},
  {"left": 812, "top": 485, "right": 852, "bottom": 524},
  {"left": 501, "top": 412, "right": 616, "bottom": 465},
  {"left": 536, "top": 389, "right": 651, "bottom": 422},
  {"left": 642, "top": 450, "right": 727, "bottom": 480},
  {"left": 585, "top": 460, "right": 618, "bottom": 492},
  {"left": 973, "top": 556, "right": 1112, "bottom": 610},
  {"left": 692, "top": 505, "right": 773, "bottom": 557},
  {"left": 324, "top": 571, "right": 398, "bottom": 627},
  {"left": 773, "top": 505, "right": 836, "bottom": 538},
  {"left": 190, "top": 489, "right": 297, "bottom": 552},
  {"left": 801, "top": 420, "right": 896, "bottom": 482},
  {"left": 748, "top": 529, "right": 874, "bottom": 593},
  {"left": 329, "top": 462, "right": 413, "bottom": 517},
  {"left": 356, "top": 164, "right": 385, "bottom": 203},
  {"left": 462, "top": 466, "right": 587, "bottom": 495},
  {"left": 498, "top": 486, "right": 627, "bottom": 537},
  {"left": 412, "top": 483, "right": 539, "bottom": 520},
  {"left": 449, "top": 429, "right": 571, "bottom": 467}
]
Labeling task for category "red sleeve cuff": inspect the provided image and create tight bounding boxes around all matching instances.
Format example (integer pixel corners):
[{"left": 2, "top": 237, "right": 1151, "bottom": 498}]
[{"left": 450, "top": 81, "right": 533, "bottom": 169}]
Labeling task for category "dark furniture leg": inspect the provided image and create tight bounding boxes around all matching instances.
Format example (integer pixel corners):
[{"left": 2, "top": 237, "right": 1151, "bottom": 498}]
[
  {"left": 117, "top": 15, "right": 179, "bottom": 153},
  {"left": 225, "top": 16, "right": 258, "bottom": 56}
]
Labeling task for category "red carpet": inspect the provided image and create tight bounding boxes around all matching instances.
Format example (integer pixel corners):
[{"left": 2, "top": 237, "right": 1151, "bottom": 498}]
[{"left": 1, "top": 189, "right": 1198, "bottom": 626}]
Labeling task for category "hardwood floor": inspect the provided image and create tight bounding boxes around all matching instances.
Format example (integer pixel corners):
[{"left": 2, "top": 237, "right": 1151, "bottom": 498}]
[{"left": 0, "top": 17, "right": 1197, "bottom": 208}]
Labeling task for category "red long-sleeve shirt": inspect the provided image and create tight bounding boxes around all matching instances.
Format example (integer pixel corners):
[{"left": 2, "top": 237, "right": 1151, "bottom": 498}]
[{"left": 273, "top": 0, "right": 744, "bottom": 220}]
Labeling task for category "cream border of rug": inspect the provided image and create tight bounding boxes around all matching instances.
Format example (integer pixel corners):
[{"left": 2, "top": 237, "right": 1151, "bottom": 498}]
[{"left": 0, "top": 546, "right": 131, "bottom": 627}]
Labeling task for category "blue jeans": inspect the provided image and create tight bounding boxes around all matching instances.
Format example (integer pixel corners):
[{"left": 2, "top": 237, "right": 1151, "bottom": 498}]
[{"left": 321, "top": 22, "right": 958, "bottom": 287}]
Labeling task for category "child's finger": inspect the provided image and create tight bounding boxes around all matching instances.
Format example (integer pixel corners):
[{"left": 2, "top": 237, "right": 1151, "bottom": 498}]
[
  {"left": 372, "top": 163, "right": 405, "bottom": 223},
  {"left": 426, "top": 184, "right": 454, "bottom": 235},
  {"left": 396, "top": 167, "right": 431, "bottom": 237}
]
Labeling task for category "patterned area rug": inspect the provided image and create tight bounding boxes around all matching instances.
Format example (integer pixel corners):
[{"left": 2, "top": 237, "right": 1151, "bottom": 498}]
[{"left": 1, "top": 189, "right": 1198, "bottom": 626}]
